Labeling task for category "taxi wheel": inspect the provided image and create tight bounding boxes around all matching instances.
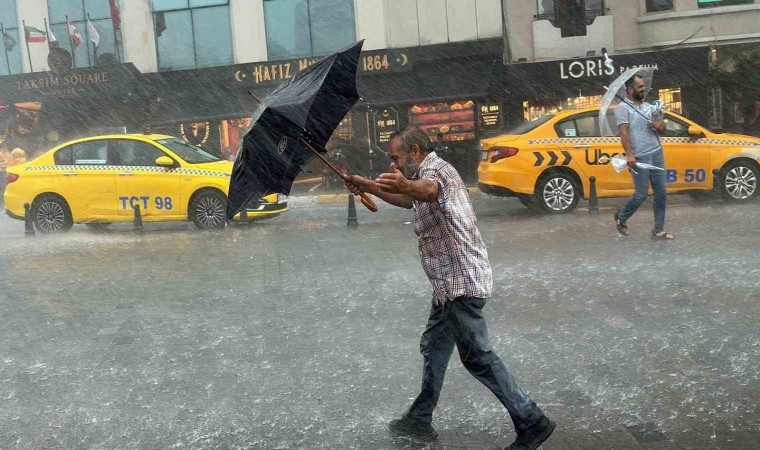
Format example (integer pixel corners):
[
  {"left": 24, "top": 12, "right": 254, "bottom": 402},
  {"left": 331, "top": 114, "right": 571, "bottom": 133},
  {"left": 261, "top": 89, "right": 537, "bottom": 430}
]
[
  {"left": 190, "top": 190, "right": 227, "bottom": 230},
  {"left": 31, "top": 194, "right": 73, "bottom": 233},
  {"left": 534, "top": 172, "right": 580, "bottom": 214},
  {"left": 720, "top": 160, "right": 759, "bottom": 203}
]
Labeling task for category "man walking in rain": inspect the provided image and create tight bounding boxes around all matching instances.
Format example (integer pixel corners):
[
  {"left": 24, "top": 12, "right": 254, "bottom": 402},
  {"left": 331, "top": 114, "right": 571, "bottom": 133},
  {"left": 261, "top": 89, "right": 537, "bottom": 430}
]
[
  {"left": 345, "top": 127, "right": 555, "bottom": 450},
  {"left": 614, "top": 74, "right": 674, "bottom": 240}
]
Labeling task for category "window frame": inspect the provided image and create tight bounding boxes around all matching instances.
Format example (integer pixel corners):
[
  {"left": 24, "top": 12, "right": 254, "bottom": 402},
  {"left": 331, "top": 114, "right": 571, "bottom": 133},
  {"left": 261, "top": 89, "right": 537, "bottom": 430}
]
[
  {"left": 262, "top": 0, "right": 357, "bottom": 60},
  {"left": 47, "top": 0, "right": 124, "bottom": 69},
  {"left": 697, "top": 0, "right": 753, "bottom": 8},
  {"left": 0, "top": 0, "right": 22, "bottom": 75},
  {"left": 152, "top": 0, "right": 232, "bottom": 71},
  {"left": 645, "top": 0, "right": 674, "bottom": 13}
]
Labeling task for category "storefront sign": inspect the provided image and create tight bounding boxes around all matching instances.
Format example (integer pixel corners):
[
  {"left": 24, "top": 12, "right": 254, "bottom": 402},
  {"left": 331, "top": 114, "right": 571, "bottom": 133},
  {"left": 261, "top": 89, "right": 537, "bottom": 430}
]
[
  {"left": 478, "top": 99, "right": 502, "bottom": 130},
  {"left": 234, "top": 49, "right": 412, "bottom": 86},
  {"left": 559, "top": 58, "right": 659, "bottom": 80},
  {"left": 372, "top": 107, "right": 400, "bottom": 147},
  {"left": 12, "top": 72, "right": 110, "bottom": 97}
]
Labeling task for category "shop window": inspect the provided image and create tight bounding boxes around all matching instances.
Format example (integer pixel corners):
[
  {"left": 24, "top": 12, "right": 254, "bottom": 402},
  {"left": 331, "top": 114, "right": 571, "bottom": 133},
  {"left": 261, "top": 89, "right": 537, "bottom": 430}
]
[
  {"left": 535, "top": 0, "right": 606, "bottom": 37},
  {"left": 264, "top": 0, "right": 356, "bottom": 60},
  {"left": 152, "top": 0, "right": 233, "bottom": 71},
  {"left": 48, "top": 0, "right": 124, "bottom": 69},
  {"left": 522, "top": 94, "right": 602, "bottom": 122},
  {"left": 646, "top": 0, "right": 673, "bottom": 12},
  {"left": 698, "top": 0, "right": 753, "bottom": 7},
  {"left": 658, "top": 88, "right": 682, "bottom": 114},
  {"left": 409, "top": 100, "right": 476, "bottom": 143},
  {"left": 0, "top": 0, "right": 21, "bottom": 75},
  {"left": 328, "top": 115, "right": 353, "bottom": 149},
  {"left": 220, "top": 118, "right": 250, "bottom": 160}
]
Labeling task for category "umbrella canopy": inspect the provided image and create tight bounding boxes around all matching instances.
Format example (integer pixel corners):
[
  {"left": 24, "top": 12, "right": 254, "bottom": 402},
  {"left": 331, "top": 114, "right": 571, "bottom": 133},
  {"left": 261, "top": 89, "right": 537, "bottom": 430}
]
[
  {"left": 227, "top": 40, "right": 364, "bottom": 220},
  {"left": 599, "top": 67, "right": 654, "bottom": 136}
]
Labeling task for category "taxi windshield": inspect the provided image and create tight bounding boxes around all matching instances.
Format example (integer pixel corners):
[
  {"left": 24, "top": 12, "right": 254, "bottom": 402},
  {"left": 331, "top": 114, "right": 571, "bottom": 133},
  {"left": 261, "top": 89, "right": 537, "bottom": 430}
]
[
  {"left": 158, "top": 139, "right": 221, "bottom": 164},
  {"left": 504, "top": 114, "right": 555, "bottom": 135}
]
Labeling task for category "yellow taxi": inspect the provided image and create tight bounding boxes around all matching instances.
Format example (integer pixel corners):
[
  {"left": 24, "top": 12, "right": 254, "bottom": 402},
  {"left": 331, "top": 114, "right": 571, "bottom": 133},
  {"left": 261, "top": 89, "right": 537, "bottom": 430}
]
[
  {"left": 478, "top": 107, "right": 760, "bottom": 213},
  {"left": 4, "top": 134, "right": 288, "bottom": 232}
]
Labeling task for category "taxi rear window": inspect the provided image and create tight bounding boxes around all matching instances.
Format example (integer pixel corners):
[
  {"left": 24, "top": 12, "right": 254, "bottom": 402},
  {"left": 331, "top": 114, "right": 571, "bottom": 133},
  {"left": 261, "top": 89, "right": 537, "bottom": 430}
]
[{"left": 158, "top": 139, "right": 220, "bottom": 164}]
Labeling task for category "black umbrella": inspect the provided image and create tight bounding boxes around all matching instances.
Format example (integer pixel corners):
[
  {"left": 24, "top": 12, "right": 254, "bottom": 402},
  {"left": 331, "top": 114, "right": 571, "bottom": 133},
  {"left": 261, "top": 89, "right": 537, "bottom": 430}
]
[{"left": 227, "top": 40, "right": 377, "bottom": 220}]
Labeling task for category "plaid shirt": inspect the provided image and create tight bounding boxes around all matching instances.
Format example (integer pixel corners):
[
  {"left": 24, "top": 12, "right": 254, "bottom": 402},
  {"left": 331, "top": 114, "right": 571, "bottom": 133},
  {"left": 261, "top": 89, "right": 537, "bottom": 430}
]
[{"left": 412, "top": 152, "right": 493, "bottom": 305}]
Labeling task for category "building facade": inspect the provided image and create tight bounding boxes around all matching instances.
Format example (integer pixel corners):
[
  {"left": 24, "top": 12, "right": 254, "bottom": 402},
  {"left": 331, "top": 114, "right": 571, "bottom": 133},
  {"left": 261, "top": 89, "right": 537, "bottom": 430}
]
[{"left": 0, "top": 0, "right": 758, "bottom": 178}]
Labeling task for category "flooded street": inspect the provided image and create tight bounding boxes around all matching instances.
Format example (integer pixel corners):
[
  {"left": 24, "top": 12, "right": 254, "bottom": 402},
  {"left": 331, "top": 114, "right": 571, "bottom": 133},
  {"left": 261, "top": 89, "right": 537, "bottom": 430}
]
[{"left": 1, "top": 195, "right": 758, "bottom": 448}]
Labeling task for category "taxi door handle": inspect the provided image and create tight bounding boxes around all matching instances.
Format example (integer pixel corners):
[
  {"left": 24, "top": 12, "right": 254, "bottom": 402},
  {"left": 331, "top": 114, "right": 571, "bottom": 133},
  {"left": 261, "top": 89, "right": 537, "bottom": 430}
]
[
  {"left": 118, "top": 172, "right": 134, "bottom": 176},
  {"left": 572, "top": 144, "right": 591, "bottom": 149},
  {"left": 63, "top": 172, "right": 77, "bottom": 176}
]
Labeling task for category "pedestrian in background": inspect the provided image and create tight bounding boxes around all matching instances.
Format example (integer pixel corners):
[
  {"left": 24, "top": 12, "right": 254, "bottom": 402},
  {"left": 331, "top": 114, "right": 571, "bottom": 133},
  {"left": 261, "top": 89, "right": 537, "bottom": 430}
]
[
  {"left": 614, "top": 74, "right": 674, "bottom": 240},
  {"left": 9, "top": 148, "right": 26, "bottom": 166},
  {"left": 0, "top": 145, "right": 9, "bottom": 196},
  {"left": 345, "top": 126, "right": 555, "bottom": 450}
]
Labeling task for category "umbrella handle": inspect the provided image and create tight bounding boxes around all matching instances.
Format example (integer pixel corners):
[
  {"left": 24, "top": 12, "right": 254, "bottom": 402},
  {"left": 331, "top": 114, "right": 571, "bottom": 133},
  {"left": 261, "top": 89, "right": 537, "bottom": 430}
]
[
  {"left": 358, "top": 192, "right": 378, "bottom": 212},
  {"left": 300, "top": 137, "right": 378, "bottom": 212}
]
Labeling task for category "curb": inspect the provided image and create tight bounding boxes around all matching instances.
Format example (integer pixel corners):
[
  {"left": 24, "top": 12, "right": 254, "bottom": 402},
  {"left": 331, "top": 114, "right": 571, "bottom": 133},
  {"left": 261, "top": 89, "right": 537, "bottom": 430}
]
[{"left": 287, "top": 187, "right": 483, "bottom": 208}]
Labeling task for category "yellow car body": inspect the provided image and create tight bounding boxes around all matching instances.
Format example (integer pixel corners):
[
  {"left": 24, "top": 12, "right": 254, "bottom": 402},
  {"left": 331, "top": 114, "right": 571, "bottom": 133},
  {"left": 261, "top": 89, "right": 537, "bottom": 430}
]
[
  {"left": 4, "top": 134, "right": 288, "bottom": 231},
  {"left": 478, "top": 107, "right": 760, "bottom": 212}
]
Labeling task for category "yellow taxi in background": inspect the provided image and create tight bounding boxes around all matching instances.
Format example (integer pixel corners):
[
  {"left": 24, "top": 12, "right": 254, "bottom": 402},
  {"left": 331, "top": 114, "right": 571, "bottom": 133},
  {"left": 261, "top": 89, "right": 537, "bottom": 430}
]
[
  {"left": 478, "top": 107, "right": 760, "bottom": 213},
  {"left": 4, "top": 134, "right": 288, "bottom": 232}
]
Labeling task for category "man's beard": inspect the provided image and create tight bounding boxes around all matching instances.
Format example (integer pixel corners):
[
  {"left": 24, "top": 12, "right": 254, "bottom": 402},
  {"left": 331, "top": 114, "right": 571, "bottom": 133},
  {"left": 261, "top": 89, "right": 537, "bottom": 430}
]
[
  {"left": 632, "top": 90, "right": 645, "bottom": 101},
  {"left": 401, "top": 161, "right": 419, "bottom": 179}
]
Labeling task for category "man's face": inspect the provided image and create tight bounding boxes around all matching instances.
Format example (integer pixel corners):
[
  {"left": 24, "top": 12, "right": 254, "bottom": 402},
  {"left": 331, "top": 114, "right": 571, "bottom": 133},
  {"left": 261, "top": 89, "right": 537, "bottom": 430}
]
[
  {"left": 627, "top": 77, "right": 646, "bottom": 101},
  {"left": 389, "top": 137, "right": 420, "bottom": 178}
]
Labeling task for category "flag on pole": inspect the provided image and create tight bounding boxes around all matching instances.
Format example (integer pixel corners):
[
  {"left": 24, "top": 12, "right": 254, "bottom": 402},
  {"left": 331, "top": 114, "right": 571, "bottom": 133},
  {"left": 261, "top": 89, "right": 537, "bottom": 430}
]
[
  {"left": 87, "top": 18, "right": 99, "bottom": 47},
  {"left": 3, "top": 31, "right": 16, "bottom": 51},
  {"left": 68, "top": 21, "right": 82, "bottom": 46},
  {"left": 24, "top": 26, "right": 47, "bottom": 43},
  {"left": 109, "top": 0, "right": 121, "bottom": 32},
  {"left": 48, "top": 26, "right": 58, "bottom": 49}
]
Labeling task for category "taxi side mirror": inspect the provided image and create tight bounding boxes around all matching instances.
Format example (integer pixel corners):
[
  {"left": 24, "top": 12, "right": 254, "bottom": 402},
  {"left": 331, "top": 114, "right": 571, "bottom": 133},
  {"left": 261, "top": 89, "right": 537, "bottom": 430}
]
[
  {"left": 688, "top": 125, "right": 703, "bottom": 137},
  {"left": 156, "top": 156, "right": 174, "bottom": 167}
]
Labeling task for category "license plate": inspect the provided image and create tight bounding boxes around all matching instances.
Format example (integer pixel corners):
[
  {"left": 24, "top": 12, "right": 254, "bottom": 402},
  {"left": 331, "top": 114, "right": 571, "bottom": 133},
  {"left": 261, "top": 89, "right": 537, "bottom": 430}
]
[{"left": 481, "top": 151, "right": 489, "bottom": 161}]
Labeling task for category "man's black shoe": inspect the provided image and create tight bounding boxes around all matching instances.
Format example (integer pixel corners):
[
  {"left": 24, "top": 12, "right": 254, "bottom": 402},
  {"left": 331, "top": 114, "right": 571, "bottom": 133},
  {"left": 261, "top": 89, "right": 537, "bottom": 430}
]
[
  {"left": 507, "top": 416, "right": 556, "bottom": 450},
  {"left": 388, "top": 415, "right": 438, "bottom": 440}
]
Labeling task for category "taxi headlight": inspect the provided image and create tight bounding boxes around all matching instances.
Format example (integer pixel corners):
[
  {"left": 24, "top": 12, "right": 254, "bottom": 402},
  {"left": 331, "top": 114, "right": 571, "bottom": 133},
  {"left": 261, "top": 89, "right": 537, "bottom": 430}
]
[{"left": 277, "top": 194, "right": 287, "bottom": 203}]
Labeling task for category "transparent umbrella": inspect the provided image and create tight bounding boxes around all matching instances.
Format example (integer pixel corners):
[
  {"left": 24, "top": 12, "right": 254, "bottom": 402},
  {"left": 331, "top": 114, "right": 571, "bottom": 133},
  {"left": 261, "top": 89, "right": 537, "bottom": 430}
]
[
  {"left": 600, "top": 155, "right": 666, "bottom": 174},
  {"left": 599, "top": 67, "right": 655, "bottom": 137}
]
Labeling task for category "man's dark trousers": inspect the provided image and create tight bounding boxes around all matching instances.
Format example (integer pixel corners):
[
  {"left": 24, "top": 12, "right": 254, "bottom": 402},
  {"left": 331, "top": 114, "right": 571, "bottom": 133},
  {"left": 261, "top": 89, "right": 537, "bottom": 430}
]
[{"left": 407, "top": 296, "right": 544, "bottom": 432}]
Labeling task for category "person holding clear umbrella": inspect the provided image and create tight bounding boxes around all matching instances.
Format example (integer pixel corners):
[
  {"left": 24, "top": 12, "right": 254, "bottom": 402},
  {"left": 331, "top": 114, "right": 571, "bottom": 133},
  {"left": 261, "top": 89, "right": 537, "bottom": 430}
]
[{"left": 613, "top": 74, "right": 674, "bottom": 240}]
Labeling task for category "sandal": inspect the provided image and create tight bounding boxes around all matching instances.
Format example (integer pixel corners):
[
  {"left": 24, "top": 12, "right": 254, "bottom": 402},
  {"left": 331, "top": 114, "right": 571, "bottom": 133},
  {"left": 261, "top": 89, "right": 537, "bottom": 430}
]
[
  {"left": 614, "top": 211, "right": 630, "bottom": 236},
  {"left": 651, "top": 231, "right": 675, "bottom": 240}
]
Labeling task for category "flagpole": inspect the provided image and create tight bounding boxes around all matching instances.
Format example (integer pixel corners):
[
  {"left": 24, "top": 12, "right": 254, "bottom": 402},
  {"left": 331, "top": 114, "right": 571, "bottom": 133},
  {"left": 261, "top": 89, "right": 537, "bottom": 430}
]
[
  {"left": 43, "top": 17, "right": 52, "bottom": 50},
  {"left": 1, "top": 22, "right": 11, "bottom": 75},
  {"left": 65, "top": 15, "right": 76, "bottom": 68},
  {"left": 21, "top": 20, "right": 33, "bottom": 73},
  {"left": 87, "top": 13, "right": 97, "bottom": 63},
  {"left": 113, "top": 22, "right": 120, "bottom": 63},
  {"left": 114, "top": 29, "right": 120, "bottom": 63}
]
